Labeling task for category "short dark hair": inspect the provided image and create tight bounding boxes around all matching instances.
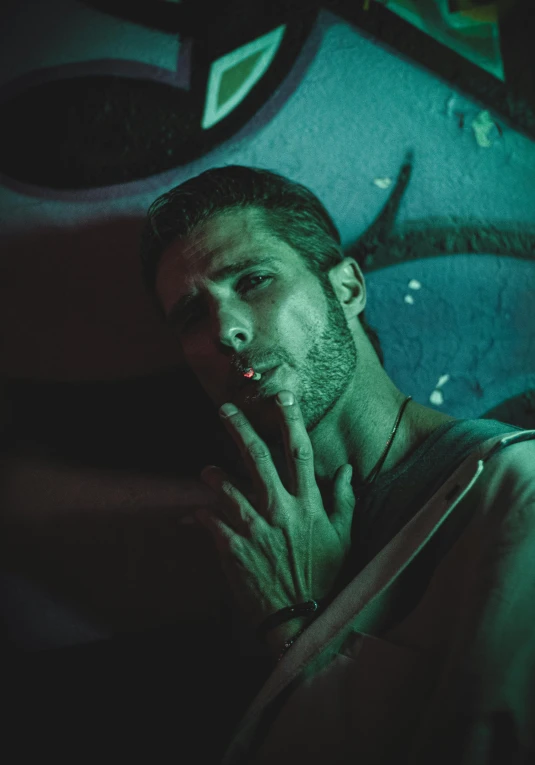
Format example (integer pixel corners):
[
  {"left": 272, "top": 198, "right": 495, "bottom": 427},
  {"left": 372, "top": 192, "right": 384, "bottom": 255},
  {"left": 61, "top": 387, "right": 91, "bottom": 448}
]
[{"left": 139, "top": 165, "right": 384, "bottom": 366}]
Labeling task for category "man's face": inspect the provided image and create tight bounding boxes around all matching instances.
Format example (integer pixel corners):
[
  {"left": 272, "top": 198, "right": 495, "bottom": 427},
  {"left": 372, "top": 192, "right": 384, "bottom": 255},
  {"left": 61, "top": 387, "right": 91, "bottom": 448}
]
[{"left": 155, "top": 207, "right": 358, "bottom": 445}]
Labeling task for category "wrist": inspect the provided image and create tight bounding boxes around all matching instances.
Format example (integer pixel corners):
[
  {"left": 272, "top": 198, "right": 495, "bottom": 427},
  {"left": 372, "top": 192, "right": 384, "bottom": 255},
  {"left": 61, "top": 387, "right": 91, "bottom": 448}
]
[{"left": 263, "top": 615, "right": 312, "bottom": 659}]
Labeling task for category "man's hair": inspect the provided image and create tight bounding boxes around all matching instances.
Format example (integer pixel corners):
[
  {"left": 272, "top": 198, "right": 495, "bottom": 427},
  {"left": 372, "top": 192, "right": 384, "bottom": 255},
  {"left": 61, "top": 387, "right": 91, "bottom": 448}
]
[{"left": 139, "top": 165, "right": 384, "bottom": 367}]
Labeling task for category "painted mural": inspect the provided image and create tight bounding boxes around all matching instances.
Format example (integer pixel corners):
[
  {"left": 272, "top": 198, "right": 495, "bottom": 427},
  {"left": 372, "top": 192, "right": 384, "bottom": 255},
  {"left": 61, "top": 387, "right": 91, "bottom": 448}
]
[
  {"left": 1, "top": 1, "right": 534, "bottom": 644},
  {"left": 377, "top": 0, "right": 508, "bottom": 80}
]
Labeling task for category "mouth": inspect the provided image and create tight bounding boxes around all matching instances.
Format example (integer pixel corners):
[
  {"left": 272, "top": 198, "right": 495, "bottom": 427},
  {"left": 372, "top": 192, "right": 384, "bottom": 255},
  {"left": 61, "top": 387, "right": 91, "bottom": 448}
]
[
  {"left": 252, "top": 366, "right": 279, "bottom": 383},
  {"left": 237, "top": 365, "right": 280, "bottom": 392}
]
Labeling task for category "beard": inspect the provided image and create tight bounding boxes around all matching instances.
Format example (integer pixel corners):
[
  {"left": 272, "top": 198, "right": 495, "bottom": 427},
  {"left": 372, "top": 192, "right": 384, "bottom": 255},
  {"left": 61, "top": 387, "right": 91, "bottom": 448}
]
[{"left": 240, "top": 284, "right": 358, "bottom": 452}]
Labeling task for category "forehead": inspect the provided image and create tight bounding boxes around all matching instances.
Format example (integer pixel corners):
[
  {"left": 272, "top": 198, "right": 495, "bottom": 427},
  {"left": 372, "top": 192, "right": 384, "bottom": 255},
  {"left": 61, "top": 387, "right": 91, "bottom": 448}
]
[{"left": 155, "top": 207, "right": 300, "bottom": 310}]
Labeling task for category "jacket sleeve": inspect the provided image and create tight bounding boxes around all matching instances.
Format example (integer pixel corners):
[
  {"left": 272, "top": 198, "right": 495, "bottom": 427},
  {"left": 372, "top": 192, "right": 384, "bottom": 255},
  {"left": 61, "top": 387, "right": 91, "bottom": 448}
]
[{"left": 407, "top": 458, "right": 535, "bottom": 765}]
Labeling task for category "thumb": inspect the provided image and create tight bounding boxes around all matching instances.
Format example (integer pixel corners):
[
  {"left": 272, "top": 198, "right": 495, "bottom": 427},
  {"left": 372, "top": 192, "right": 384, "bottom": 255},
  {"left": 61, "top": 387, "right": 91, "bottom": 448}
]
[{"left": 330, "top": 464, "right": 356, "bottom": 541}]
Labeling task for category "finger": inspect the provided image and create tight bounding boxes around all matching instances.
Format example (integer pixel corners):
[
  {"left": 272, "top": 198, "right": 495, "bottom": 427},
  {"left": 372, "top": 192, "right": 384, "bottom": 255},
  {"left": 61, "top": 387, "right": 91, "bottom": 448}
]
[
  {"left": 275, "top": 390, "right": 316, "bottom": 497},
  {"left": 200, "top": 466, "right": 256, "bottom": 534},
  {"left": 218, "top": 404, "right": 282, "bottom": 504},
  {"left": 329, "top": 464, "right": 356, "bottom": 546}
]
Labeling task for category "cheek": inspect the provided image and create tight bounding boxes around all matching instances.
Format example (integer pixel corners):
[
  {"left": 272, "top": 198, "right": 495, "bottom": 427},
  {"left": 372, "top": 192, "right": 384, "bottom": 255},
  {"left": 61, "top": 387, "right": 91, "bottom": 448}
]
[
  {"left": 278, "top": 301, "right": 322, "bottom": 342},
  {"left": 271, "top": 293, "right": 309, "bottom": 328}
]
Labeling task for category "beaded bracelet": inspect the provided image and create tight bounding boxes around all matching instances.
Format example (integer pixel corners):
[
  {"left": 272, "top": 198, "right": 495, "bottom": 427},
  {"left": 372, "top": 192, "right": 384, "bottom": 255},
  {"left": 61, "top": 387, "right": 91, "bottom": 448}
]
[
  {"left": 276, "top": 625, "right": 308, "bottom": 663},
  {"left": 256, "top": 600, "right": 319, "bottom": 642}
]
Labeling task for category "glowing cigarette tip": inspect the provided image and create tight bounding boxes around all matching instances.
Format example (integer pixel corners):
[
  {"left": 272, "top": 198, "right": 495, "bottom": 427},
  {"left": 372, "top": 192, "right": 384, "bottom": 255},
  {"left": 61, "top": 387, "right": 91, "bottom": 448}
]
[{"left": 243, "top": 367, "right": 262, "bottom": 381}]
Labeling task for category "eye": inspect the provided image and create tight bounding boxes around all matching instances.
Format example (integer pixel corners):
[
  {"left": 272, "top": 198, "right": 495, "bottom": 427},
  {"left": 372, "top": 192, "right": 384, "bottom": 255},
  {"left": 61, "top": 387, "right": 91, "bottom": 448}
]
[
  {"left": 180, "top": 274, "right": 273, "bottom": 329},
  {"left": 237, "top": 273, "right": 273, "bottom": 293}
]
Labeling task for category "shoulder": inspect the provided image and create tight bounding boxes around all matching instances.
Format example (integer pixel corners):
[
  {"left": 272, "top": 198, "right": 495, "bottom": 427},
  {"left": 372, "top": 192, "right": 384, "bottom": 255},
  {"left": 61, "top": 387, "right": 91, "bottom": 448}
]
[
  {"left": 479, "top": 428, "right": 535, "bottom": 500},
  {"left": 459, "top": 427, "right": 535, "bottom": 533}
]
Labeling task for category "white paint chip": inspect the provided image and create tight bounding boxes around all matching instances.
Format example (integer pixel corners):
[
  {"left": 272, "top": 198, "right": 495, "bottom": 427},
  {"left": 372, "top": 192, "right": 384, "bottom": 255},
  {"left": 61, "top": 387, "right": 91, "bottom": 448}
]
[
  {"left": 430, "top": 390, "right": 444, "bottom": 406},
  {"left": 404, "top": 294, "right": 415, "bottom": 304},
  {"left": 472, "top": 110, "right": 497, "bottom": 148},
  {"left": 408, "top": 279, "right": 421, "bottom": 290},
  {"left": 436, "top": 374, "right": 450, "bottom": 388},
  {"left": 373, "top": 178, "right": 392, "bottom": 189}
]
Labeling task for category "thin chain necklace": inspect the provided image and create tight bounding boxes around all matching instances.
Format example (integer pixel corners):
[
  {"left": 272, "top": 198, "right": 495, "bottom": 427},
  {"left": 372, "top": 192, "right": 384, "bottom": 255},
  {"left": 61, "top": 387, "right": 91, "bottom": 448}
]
[{"left": 356, "top": 395, "right": 413, "bottom": 501}]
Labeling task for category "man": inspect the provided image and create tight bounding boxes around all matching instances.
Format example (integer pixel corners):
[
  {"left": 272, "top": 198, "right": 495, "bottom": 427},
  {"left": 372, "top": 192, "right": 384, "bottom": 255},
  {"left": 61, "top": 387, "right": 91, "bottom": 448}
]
[
  {"left": 141, "top": 166, "right": 535, "bottom": 763},
  {"left": 148, "top": 176, "right": 456, "bottom": 647}
]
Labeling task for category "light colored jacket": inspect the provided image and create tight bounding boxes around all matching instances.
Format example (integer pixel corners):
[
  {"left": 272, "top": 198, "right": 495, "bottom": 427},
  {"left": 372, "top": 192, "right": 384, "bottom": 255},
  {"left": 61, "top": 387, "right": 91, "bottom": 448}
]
[{"left": 222, "top": 428, "right": 535, "bottom": 765}]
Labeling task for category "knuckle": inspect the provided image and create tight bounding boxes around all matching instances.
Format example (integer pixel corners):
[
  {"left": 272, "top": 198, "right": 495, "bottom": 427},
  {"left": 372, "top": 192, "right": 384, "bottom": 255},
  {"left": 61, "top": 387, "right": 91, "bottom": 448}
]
[
  {"left": 248, "top": 442, "right": 270, "bottom": 461},
  {"left": 293, "top": 443, "right": 312, "bottom": 461},
  {"left": 225, "top": 536, "right": 241, "bottom": 555},
  {"left": 244, "top": 516, "right": 261, "bottom": 537},
  {"left": 222, "top": 480, "right": 237, "bottom": 498}
]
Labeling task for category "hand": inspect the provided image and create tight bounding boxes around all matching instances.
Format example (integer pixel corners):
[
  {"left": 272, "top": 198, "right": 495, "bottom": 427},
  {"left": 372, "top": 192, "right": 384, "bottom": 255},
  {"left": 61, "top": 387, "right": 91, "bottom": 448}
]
[{"left": 196, "top": 390, "right": 356, "bottom": 644}]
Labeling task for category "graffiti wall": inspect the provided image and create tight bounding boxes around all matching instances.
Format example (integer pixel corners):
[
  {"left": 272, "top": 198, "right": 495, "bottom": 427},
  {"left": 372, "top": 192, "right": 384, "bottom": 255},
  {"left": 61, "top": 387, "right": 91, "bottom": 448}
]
[{"left": 1, "top": 1, "right": 534, "bottom": 647}]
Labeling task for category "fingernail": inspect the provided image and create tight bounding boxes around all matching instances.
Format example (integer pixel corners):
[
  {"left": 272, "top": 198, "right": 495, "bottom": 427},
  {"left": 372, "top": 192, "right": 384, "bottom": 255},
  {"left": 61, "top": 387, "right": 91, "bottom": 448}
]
[
  {"left": 219, "top": 403, "right": 238, "bottom": 418},
  {"left": 277, "top": 391, "right": 294, "bottom": 406},
  {"left": 201, "top": 465, "right": 221, "bottom": 482}
]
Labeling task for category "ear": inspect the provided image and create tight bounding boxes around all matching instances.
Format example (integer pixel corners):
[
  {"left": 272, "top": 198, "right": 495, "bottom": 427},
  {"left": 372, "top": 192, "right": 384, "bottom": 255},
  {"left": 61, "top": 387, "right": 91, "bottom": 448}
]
[{"left": 329, "top": 258, "right": 366, "bottom": 317}]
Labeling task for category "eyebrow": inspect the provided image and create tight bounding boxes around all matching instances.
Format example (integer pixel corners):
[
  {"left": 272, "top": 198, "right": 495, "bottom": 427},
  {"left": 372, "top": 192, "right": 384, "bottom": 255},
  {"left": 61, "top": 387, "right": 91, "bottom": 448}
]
[{"left": 165, "top": 256, "right": 282, "bottom": 326}]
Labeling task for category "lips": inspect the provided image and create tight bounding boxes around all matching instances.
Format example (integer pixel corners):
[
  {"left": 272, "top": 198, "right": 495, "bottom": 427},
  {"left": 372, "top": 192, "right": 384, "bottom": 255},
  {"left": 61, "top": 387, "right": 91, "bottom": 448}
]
[
  {"left": 248, "top": 365, "right": 280, "bottom": 386},
  {"left": 244, "top": 364, "right": 277, "bottom": 375},
  {"left": 239, "top": 363, "right": 276, "bottom": 378},
  {"left": 238, "top": 365, "right": 279, "bottom": 388},
  {"left": 256, "top": 366, "right": 278, "bottom": 379}
]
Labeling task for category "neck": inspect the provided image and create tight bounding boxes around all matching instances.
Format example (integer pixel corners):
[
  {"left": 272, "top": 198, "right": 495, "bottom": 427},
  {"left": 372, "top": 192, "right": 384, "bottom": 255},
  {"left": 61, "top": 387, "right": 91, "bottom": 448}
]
[
  {"left": 310, "top": 385, "right": 456, "bottom": 504},
  {"left": 362, "top": 394, "right": 412, "bottom": 484},
  {"left": 238, "top": 375, "right": 456, "bottom": 506},
  {"left": 311, "top": 384, "right": 409, "bottom": 481}
]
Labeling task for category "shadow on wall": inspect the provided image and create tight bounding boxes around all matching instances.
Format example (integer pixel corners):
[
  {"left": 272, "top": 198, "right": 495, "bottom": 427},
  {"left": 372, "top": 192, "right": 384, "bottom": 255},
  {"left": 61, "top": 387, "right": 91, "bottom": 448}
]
[
  {"left": 2, "top": 199, "right": 535, "bottom": 479},
  {"left": 0, "top": 218, "right": 245, "bottom": 477},
  {"left": 0, "top": 497, "right": 228, "bottom": 637},
  {"left": 483, "top": 390, "right": 535, "bottom": 429},
  {"left": 1, "top": 217, "right": 185, "bottom": 380}
]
